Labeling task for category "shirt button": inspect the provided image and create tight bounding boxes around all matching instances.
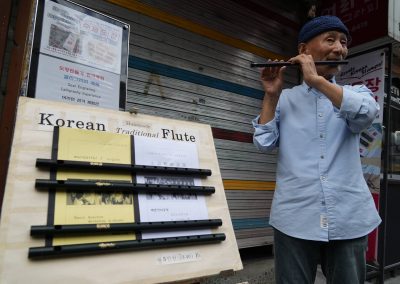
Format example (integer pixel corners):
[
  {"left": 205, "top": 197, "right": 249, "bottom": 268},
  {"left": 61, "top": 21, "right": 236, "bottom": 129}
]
[
  {"left": 322, "top": 201, "right": 326, "bottom": 205},
  {"left": 320, "top": 134, "right": 324, "bottom": 138},
  {"left": 320, "top": 155, "right": 324, "bottom": 159},
  {"left": 318, "top": 113, "right": 323, "bottom": 117},
  {"left": 319, "top": 96, "right": 323, "bottom": 99},
  {"left": 320, "top": 175, "right": 326, "bottom": 181}
]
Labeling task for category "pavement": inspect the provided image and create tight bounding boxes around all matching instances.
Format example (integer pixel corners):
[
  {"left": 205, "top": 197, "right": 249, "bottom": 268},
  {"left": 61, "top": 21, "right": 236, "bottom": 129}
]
[{"left": 196, "top": 246, "right": 400, "bottom": 284}]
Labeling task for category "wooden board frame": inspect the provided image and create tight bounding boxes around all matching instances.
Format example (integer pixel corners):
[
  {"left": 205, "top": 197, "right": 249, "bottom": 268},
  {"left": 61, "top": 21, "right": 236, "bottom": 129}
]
[{"left": 0, "top": 97, "right": 242, "bottom": 284}]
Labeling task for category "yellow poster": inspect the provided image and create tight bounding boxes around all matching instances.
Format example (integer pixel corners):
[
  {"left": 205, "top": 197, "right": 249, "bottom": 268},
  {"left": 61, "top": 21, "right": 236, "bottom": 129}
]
[{"left": 53, "top": 127, "right": 135, "bottom": 245}]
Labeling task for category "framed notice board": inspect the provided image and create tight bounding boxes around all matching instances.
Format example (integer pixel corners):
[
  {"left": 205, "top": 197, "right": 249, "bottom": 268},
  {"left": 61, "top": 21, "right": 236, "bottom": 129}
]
[
  {"left": 0, "top": 97, "right": 242, "bottom": 283},
  {"left": 28, "top": 0, "right": 129, "bottom": 110}
]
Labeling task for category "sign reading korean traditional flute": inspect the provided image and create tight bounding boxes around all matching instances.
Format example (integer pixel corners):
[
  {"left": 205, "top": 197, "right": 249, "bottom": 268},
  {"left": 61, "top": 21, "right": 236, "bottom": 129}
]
[{"left": 0, "top": 97, "right": 242, "bottom": 284}]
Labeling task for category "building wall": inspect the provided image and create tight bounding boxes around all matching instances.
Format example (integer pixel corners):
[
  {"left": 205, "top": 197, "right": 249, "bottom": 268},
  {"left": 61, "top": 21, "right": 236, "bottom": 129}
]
[
  {"left": 50, "top": 0, "right": 300, "bottom": 248},
  {"left": 0, "top": 0, "right": 18, "bottom": 120}
]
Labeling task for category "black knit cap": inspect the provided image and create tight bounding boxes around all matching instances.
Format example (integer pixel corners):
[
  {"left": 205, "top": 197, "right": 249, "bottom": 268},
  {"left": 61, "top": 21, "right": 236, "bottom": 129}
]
[{"left": 298, "top": 15, "right": 350, "bottom": 44}]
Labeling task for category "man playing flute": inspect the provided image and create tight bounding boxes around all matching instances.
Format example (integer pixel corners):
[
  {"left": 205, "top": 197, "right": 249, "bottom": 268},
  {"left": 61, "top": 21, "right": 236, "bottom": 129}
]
[{"left": 252, "top": 15, "right": 381, "bottom": 284}]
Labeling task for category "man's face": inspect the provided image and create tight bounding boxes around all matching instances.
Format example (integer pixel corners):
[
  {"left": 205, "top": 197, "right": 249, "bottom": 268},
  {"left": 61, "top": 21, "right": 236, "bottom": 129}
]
[{"left": 299, "top": 31, "right": 348, "bottom": 78}]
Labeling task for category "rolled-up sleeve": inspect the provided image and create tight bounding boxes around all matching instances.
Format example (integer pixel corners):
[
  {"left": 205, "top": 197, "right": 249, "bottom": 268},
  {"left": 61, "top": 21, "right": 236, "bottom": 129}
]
[
  {"left": 338, "top": 85, "right": 379, "bottom": 133},
  {"left": 252, "top": 111, "right": 280, "bottom": 153}
]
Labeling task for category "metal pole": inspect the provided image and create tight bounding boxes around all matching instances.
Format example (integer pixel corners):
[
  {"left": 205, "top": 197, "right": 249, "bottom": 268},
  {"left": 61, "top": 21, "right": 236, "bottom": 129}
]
[{"left": 377, "top": 43, "right": 393, "bottom": 284}]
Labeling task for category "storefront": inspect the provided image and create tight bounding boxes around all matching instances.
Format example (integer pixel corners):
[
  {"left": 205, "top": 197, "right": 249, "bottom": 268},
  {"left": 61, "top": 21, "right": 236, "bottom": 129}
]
[{"left": 1, "top": 2, "right": 400, "bottom": 282}]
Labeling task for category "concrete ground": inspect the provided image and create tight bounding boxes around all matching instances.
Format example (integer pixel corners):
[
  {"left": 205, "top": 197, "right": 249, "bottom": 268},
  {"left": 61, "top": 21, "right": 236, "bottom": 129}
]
[
  {"left": 200, "top": 246, "right": 274, "bottom": 284},
  {"left": 196, "top": 246, "right": 400, "bottom": 284}
]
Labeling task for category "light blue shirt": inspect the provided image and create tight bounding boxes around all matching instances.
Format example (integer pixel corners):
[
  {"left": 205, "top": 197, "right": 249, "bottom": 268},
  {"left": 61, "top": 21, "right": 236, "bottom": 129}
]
[{"left": 252, "top": 79, "right": 381, "bottom": 241}]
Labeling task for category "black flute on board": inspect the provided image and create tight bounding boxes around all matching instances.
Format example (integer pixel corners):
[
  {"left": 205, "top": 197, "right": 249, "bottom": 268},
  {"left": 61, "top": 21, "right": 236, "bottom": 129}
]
[
  {"left": 36, "top": 158, "right": 212, "bottom": 177},
  {"left": 250, "top": 60, "right": 349, "bottom": 68},
  {"left": 35, "top": 179, "right": 216, "bottom": 195},
  {"left": 29, "top": 233, "right": 226, "bottom": 259},
  {"left": 31, "top": 219, "right": 223, "bottom": 237}
]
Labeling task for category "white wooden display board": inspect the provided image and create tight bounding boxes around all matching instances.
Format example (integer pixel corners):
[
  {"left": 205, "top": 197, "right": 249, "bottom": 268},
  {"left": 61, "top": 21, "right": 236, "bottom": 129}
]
[{"left": 0, "top": 97, "right": 242, "bottom": 284}]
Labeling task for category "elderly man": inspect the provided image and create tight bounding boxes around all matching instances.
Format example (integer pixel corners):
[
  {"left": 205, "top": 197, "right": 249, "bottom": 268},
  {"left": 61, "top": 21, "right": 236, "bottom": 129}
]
[{"left": 252, "top": 15, "right": 381, "bottom": 284}]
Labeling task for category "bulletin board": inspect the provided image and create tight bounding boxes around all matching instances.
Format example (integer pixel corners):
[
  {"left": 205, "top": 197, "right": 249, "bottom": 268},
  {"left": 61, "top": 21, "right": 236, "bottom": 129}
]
[{"left": 28, "top": 0, "right": 129, "bottom": 110}]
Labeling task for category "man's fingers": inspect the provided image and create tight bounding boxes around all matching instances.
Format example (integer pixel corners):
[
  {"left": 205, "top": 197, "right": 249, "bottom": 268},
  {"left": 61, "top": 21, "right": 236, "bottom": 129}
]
[
  {"left": 278, "top": 66, "right": 286, "bottom": 78},
  {"left": 260, "top": 59, "right": 286, "bottom": 81},
  {"left": 261, "top": 68, "right": 280, "bottom": 80}
]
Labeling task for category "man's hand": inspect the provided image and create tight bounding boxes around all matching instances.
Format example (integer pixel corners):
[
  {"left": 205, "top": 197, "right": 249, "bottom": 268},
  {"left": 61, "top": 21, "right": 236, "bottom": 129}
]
[
  {"left": 258, "top": 60, "right": 286, "bottom": 124},
  {"left": 260, "top": 60, "right": 286, "bottom": 99},
  {"left": 289, "top": 54, "right": 343, "bottom": 108},
  {"left": 289, "top": 54, "right": 321, "bottom": 88}
]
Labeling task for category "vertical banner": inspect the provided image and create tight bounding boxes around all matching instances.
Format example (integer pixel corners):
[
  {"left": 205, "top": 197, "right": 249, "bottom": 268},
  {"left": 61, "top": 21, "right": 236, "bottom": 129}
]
[
  {"left": 336, "top": 49, "right": 385, "bottom": 262},
  {"left": 28, "top": 0, "right": 129, "bottom": 110}
]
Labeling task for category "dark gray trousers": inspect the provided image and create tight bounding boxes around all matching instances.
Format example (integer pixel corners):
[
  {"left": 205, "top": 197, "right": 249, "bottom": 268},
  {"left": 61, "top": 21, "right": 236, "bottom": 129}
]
[{"left": 274, "top": 229, "right": 368, "bottom": 284}]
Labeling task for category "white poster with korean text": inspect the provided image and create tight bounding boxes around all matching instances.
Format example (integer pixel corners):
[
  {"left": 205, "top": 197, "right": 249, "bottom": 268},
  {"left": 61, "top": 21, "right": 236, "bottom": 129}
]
[
  {"left": 40, "top": 0, "right": 123, "bottom": 74},
  {"left": 36, "top": 54, "right": 120, "bottom": 109},
  {"left": 32, "top": 0, "right": 128, "bottom": 110},
  {"left": 337, "top": 49, "right": 384, "bottom": 195}
]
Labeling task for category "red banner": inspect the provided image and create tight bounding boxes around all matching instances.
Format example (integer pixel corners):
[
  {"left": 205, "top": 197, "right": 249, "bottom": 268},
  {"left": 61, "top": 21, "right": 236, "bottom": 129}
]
[{"left": 319, "top": 0, "right": 388, "bottom": 47}]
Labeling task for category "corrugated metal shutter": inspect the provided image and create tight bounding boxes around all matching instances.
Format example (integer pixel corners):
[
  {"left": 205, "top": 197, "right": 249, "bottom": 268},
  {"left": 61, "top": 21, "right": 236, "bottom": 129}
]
[{"left": 74, "top": 0, "right": 300, "bottom": 248}]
